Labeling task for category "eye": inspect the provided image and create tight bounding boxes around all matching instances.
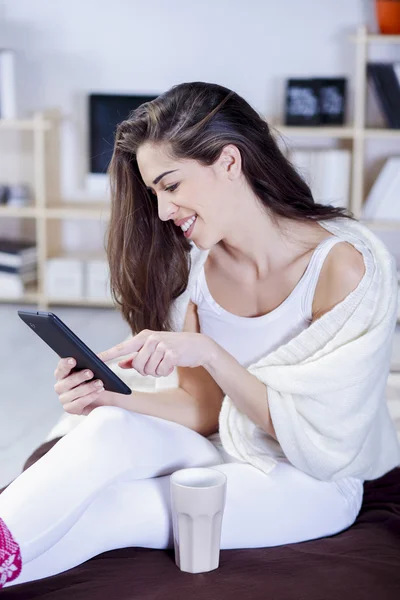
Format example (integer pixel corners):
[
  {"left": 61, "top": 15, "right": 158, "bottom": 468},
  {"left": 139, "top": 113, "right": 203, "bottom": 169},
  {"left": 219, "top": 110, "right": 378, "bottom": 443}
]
[{"left": 165, "top": 183, "right": 179, "bottom": 193}]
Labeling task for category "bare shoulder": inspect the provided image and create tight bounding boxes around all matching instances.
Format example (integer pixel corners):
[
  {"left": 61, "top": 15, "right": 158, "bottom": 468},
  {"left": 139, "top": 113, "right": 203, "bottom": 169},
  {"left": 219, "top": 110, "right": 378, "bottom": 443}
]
[{"left": 312, "top": 240, "right": 366, "bottom": 322}]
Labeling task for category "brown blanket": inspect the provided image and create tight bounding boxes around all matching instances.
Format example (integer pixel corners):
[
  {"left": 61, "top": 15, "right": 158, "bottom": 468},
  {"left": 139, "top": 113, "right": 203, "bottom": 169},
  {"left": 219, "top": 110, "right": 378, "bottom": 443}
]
[{"left": 1, "top": 438, "right": 400, "bottom": 599}]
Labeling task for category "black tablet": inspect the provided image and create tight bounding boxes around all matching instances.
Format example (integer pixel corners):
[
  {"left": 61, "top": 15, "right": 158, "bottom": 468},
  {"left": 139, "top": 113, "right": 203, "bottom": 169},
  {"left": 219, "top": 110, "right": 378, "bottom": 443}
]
[{"left": 17, "top": 310, "right": 132, "bottom": 395}]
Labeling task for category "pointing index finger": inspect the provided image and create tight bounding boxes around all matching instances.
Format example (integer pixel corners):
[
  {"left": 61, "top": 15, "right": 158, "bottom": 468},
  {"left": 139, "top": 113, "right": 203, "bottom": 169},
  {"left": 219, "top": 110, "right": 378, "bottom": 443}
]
[
  {"left": 97, "top": 344, "right": 126, "bottom": 363},
  {"left": 97, "top": 335, "right": 144, "bottom": 363}
]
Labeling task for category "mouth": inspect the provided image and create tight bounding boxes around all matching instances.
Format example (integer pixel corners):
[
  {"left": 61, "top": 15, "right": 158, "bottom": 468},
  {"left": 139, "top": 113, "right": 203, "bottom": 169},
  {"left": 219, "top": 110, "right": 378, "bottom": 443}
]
[{"left": 181, "top": 215, "right": 197, "bottom": 238}]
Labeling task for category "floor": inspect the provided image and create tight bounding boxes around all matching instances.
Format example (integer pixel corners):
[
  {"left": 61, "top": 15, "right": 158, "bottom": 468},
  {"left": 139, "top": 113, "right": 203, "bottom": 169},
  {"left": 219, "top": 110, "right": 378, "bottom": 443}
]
[{"left": 1, "top": 304, "right": 400, "bottom": 489}]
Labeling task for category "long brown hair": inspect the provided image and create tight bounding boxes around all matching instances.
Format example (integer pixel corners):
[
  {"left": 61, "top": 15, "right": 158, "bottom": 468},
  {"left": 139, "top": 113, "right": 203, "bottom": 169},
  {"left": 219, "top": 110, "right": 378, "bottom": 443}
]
[{"left": 106, "top": 81, "right": 355, "bottom": 334}]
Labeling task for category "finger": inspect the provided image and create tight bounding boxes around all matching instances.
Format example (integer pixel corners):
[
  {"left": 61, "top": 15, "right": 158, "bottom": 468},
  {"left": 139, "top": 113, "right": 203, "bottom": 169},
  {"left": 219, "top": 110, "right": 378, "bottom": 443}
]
[
  {"left": 63, "top": 387, "right": 105, "bottom": 415},
  {"left": 142, "top": 344, "right": 166, "bottom": 377},
  {"left": 155, "top": 350, "right": 176, "bottom": 377},
  {"left": 54, "top": 368, "right": 95, "bottom": 396},
  {"left": 60, "top": 379, "right": 104, "bottom": 407},
  {"left": 132, "top": 337, "right": 160, "bottom": 375},
  {"left": 118, "top": 352, "right": 138, "bottom": 369},
  {"left": 97, "top": 331, "right": 149, "bottom": 363},
  {"left": 54, "top": 357, "right": 76, "bottom": 381}
]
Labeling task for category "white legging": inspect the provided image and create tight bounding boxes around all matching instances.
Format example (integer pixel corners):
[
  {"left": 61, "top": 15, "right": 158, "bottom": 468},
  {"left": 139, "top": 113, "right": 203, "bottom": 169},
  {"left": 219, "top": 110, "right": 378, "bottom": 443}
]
[{"left": 0, "top": 406, "right": 363, "bottom": 587}]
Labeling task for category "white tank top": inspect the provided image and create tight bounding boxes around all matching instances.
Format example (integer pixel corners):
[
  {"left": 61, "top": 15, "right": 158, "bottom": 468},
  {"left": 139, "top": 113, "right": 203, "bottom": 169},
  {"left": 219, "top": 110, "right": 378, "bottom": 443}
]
[
  {"left": 191, "top": 234, "right": 366, "bottom": 511},
  {"left": 190, "top": 235, "right": 344, "bottom": 368}
]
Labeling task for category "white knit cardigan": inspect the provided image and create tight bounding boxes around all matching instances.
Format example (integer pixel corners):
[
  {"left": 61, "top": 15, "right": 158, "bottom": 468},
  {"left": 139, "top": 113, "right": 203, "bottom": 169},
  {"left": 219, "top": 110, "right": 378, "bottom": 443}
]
[
  {"left": 159, "top": 217, "right": 400, "bottom": 482},
  {"left": 58, "top": 218, "right": 400, "bottom": 482}
]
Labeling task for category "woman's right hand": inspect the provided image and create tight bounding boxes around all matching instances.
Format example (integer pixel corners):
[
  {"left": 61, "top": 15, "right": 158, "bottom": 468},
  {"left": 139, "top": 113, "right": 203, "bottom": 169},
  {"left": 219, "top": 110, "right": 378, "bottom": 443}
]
[{"left": 54, "top": 357, "right": 114, "bottom": 416}]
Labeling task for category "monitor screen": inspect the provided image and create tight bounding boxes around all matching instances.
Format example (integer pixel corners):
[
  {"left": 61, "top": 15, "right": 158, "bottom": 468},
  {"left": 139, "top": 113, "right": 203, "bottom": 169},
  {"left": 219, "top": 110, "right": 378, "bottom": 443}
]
[{"left": 89, "top": 93, "right": 159, "bottom": 174}]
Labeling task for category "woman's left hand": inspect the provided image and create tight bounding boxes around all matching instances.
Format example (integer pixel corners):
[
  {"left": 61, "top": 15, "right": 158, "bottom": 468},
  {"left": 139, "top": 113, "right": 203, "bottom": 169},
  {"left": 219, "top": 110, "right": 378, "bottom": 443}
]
[{"left": 97, "top": 330, "right": 214, "bottom": 377}]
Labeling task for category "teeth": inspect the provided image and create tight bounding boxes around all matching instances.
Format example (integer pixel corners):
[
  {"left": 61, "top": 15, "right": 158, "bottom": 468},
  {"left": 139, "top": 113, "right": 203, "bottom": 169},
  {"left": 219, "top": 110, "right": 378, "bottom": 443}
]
[{"left": 180, "top": 215, "right": 197, "bottom": 232}]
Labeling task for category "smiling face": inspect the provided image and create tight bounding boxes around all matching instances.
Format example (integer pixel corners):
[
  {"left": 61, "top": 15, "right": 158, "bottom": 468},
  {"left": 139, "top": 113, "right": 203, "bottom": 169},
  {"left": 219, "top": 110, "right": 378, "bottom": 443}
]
[{"left": 136, "top": 142, "right": 239, "bottom": 250}]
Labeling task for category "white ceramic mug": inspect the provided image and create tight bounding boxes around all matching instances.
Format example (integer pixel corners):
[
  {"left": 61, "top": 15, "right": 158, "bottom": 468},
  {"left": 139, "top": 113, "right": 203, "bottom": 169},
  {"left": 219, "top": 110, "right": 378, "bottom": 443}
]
[{"left": 170, "top": 467, "right": 227, "bottom": 574}]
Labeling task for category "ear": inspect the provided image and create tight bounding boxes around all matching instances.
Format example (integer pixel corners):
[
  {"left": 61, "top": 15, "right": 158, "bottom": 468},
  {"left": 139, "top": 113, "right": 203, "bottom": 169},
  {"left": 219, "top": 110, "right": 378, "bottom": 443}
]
[{"left": 219, "top": 144, "right": 242, "bottom": 181}]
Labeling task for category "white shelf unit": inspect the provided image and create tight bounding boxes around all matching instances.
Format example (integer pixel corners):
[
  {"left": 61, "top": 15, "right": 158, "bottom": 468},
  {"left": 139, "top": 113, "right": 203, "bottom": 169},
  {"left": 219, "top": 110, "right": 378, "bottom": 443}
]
[{"left": 1, "top": 26, "right": 400, "bottom": 310}]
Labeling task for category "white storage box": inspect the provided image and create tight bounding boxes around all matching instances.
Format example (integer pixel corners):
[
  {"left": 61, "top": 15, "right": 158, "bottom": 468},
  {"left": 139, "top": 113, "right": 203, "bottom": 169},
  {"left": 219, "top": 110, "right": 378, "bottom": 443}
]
[
  {"left": 85, "top": 259, "right": 112, "bottom": 301},
  {"left": 45, "top": 258, "right": 84, "bottom": 299}
]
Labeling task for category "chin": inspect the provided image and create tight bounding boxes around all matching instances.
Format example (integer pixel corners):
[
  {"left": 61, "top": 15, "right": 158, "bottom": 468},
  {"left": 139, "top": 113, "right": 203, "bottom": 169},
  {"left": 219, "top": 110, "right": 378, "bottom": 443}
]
[
  {"left": 193, "top": 237, "right": 217, "bottom": 251},
  {"left": 190, "top": 223, "right": 217, "bottom": 251}
]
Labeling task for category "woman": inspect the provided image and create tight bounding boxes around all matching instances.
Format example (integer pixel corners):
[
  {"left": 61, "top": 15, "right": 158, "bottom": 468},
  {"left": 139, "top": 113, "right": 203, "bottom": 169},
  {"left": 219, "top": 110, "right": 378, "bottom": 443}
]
[{"left": 1, "top": 81, "right": 399, "bottom": 588}]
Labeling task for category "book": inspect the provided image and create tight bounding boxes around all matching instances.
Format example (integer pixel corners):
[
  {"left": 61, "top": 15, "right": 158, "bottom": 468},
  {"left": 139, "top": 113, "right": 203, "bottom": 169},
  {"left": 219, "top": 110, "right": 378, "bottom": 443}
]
[
  {"left": 368, "top": 64, "right": 393, "bottom": 127},
  {"left": 0, "top": 273, "right": 33, "bottom": 297},
  {"left": 395, "top": 63, "right": 400, "bottom": 90},
  {"left": 394, "top": 62, "right": 400, "bottom": 128},
  {"left": 0, "top": 185, "right": 8, "bottom": 204},
  {"left": 0, "top": 238, "right": 37, "bottom": 268},
  {"left": 6, "top": 184, "right": 32, "bottom": 207},
  {"left": 362, "top": 157, "right": 400, "bottom": 220},
  {"left": 397, "top": 273, "right": 400, "bottom": 325},
  {"left": 85, "top": 258, "right": 112, "bottom": 300},
  {"left": 0, "top": 264, "right": 37, "bottom": 279},
  {"left": 289, "top": 149, "right": 351, "bottom": 209},
  {"left": 0, "top": 49, "right": 17, "bottom": 119},
  {"left": 317, "top": 78, "right": 346, "bottom": 125},
  {"left": 0, "top": 259, "right": 37, "bottom": 297},
  {"left": 377, "top": 169, "right": 400, "bottom": 220},
  {"left": 379, "top": 64, "right": 400, "bottom": 128},
  {"left": 45, "top": 256, "right": 84, "bottom": 299},
  {"left": 368, "top": 63, "right": 400, "bottom": 129}
]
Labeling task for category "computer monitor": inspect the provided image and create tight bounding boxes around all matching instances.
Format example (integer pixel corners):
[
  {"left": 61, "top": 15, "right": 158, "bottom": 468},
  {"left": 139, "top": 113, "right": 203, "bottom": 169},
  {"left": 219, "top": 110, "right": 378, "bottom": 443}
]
[{"left": 89, "top": 93, "right": 159, "bottom": 175}]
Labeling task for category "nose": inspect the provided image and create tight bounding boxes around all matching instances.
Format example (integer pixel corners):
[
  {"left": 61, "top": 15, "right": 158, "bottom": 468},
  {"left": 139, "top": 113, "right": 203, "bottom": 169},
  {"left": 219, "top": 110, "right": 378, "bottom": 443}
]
[{"left": 157, "top": 196, "right": 178, "bottom": 222}]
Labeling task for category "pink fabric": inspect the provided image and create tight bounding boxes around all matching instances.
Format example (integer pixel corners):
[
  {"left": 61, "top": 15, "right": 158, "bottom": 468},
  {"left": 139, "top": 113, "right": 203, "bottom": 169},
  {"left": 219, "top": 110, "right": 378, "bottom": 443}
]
[{"left": 0, "top": 517, "right": 22, "bottom": 587}]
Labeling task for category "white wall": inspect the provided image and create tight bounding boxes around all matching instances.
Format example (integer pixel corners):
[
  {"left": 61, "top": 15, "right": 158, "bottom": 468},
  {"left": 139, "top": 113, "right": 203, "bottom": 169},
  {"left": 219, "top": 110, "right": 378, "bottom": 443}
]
[
  {"left": 1, "top": 0, "right": 365, "bottom": 201},
  {"left": 5, "top": 1, "right": 398, "bottom": 255}
]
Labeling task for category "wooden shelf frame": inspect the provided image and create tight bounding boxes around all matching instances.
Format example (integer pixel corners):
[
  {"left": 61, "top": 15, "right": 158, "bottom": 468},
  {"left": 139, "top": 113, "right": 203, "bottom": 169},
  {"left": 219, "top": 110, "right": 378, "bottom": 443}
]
[
  {"left": 0, "top": 110, "right": 113, "bottom": 308},
  {"left": 271, "top": 25, "right": 400, "bottom": 231},
  {"left": 272, "top": 26, "right": 400, "bottom": 324}
]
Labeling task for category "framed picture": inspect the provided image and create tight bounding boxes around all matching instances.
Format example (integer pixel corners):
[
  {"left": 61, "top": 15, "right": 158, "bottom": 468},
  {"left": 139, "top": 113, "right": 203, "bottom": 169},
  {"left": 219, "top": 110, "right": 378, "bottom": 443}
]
[
  {"left": 284, "top": 79, "right": 321, "bottom": 126},
  {"left": 284, "top": 77, "right": 347, "bottom": 126},
  {"left": 318, "top": 78, "right": 347, "bottom": 125}
]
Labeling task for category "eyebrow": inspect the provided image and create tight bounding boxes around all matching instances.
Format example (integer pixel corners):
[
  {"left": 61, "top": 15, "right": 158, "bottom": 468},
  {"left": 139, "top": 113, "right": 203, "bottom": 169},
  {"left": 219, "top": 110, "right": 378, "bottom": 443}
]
[{"left": 146, "top": 169, "right": 179, "bottom": 190}]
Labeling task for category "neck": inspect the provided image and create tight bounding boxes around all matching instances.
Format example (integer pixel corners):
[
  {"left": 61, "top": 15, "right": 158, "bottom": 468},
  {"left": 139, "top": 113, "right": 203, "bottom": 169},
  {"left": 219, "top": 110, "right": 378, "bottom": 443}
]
[{"left": 216, "top": 195, "right": 322, "bottom": 279}]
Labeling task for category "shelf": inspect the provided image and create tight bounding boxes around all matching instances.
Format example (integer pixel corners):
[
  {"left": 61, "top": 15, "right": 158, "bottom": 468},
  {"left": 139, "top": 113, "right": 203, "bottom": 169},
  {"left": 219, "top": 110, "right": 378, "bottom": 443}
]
[
  {"left": 0, "top": 206, "right": 38, "bottom": 218},
  {"left": 45, "top": 203, "right": 111, "bottom": 219},
  {"left": 360, "top": 220, "right": 400, "bottom": 231},
  {"left": 0, "top": 118, "right": 51, "bottom": 131},
  {"left": 0, "top": 294, "right": 114, "bottom": 308},
  {"left": 351, "top": 32, "right": 400, "bottom": 44},
  {"left": 0, "top": 284, "right": 39, "bottom": 305},
  {"left": 0, "top": 204, "right": 111, "bottom": 219},
  {"left": 271, "top": 125, "right": 355, "bottom": 138},
  {"left": 365, "top": 34, "right": 400, "bottom": 44},
  {"left": 272, "top": 126, "right": 400, "bottom": 140},
  {"left": 46, "top": 296, "right": 115, "bottom": 308},
  {"left": 364, "top": 129, "right": 400, "bottom": 139}
]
